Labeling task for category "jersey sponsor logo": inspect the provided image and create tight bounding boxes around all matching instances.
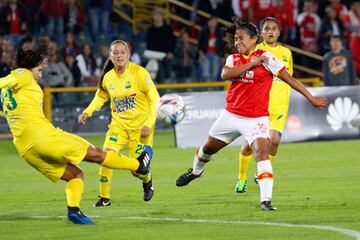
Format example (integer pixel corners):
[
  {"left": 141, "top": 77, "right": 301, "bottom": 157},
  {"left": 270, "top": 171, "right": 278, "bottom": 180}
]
[{"left": 113, "top": 94, "right": 136, "bottom": 113}]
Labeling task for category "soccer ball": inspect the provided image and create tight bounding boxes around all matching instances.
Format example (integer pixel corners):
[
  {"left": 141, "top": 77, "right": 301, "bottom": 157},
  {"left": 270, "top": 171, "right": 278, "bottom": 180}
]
[{"left": 156, "top": 94, "right": 186, "bottom": 125}]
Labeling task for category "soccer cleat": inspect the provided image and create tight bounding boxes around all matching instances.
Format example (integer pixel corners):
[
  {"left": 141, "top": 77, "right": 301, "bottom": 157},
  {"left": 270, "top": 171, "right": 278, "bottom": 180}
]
[
  {"left": 176, "top": 168, "right": 204, "bottom": 187},
  {"left": 260, "top": 201, "right": 277, "bottom": 211},
  {"left": 67, "top": 208, "right": 94, "bottom": 224},
  {"left": 93, "top": 196, "right": 111, "bottom": 207},
  {"left": 136, "top": 146, "right": 153, "bottom": 175},
  {"left": 235, "top": 179, "right": 247, "bottom": 193},
  {"left": 143, "top": 179, "right": 154, "bottom": 201}
]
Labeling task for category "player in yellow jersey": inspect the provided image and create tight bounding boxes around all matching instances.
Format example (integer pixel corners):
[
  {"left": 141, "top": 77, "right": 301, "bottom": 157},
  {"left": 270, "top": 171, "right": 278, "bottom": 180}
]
[
  {"left": 0, "top": 48, "right": 153, "bottom": 224},
  {"left": 78, "top": 40, "right": 160, "bottom": 206},
  {"left": 235, "top": 17, "right": 294, "bottom": 193}
]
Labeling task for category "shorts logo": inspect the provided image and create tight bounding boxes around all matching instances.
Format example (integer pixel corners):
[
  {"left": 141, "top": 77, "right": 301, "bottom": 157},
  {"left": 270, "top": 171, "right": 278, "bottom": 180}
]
[
  {"left": 113, "top": 94, "right": 136, "bottom": 113},
  {"left": 251, "top": 123, "right": 268, "bottom": 136}
]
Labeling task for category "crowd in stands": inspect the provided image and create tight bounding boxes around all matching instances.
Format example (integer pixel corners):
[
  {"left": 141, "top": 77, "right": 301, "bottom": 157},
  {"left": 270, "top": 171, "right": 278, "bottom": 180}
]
[{"left": 0, "top": 0, "right": 360, "bottom": 89}]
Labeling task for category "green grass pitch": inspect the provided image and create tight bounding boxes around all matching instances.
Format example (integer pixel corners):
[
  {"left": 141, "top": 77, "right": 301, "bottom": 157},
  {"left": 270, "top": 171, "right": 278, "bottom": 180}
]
[{"left": 0, "top": 131, "right": 359, "bottom": 240}]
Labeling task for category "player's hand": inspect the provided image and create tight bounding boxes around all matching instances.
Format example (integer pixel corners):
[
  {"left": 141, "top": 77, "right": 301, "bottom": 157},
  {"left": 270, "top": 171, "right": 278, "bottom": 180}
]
[
  {"left": 78, "top": 113, "right": 89, "bottom": 125},
  {"left": 311, "top": 96, "right": 328, "bottom": 109},
  {"left": 141, "top": 126, "right": 150, "bottom": 137},
  {"left": 251, "top": 55, "right": 268, "bottom": 67}
]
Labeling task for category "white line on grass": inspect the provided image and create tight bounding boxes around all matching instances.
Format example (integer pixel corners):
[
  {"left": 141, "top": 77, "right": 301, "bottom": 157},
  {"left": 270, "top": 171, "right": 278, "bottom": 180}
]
[{"left": 31, "top": 215, "right": 360, "bottom": 240}]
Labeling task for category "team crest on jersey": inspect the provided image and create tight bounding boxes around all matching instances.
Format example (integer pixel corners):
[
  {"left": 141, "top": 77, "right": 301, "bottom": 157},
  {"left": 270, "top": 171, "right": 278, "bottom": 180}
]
[
  {"left": 282, "top": 56, "right": 288, "bottom": 62},
  {"left": 245, "top": 71, "right": 254, "bottom": 79},
  {"left": 113, "top": 93, "right": 136, "bottom": 113},
  {"left": 145, "top": 76, "right": 152, "bottom": 86},
  {"left": 108, "top": 84, "right": 115, "bottom": 91},
  {"left": 125, "top": 80, "right": 131, "bottom": 89}
]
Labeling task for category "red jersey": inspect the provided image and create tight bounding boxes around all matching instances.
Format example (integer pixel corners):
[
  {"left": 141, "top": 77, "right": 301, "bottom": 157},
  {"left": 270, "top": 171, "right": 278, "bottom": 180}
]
[{"left": 224, "top": 49, "right": 286, "bottom": 118}]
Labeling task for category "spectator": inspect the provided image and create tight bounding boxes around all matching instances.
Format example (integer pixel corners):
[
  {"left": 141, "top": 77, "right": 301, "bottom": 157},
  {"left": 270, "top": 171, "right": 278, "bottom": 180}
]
[
  {"left": 348, "top": 1, "right": 360, "bottom": 76},
  {"left": 64, "top": 0, "right": 87, "bottom": 35},
  {"left": 41, "top": 0, "right": 66, "bottom": 45},
  {"left": 322, "top": 35, "right": 357, "bottom": 86},
  {"left": 64, "top": 52, "right": 81, "bottom": 87},
  {"left": 197, "top": 15, "right": 225, "bottom": 81},
  {"left": 0, "top": 0, "right": 29, "bottom": 48},
  {"left": 76, "top": 43, "right": 98, "bottom": 86},
  {"left": 60, "top": 32, "right": 80, "bottom": 60},
  {"left": 0, "top": 51, "right": 12, "bottom": 77},
  {"left": 273, "top": 0, "right": 296, "bottom": 44},
  {"left": 146, "top": 8, "right": 176, "bottom": 83},
  {"left": 297, "top": 0, "right": 321, "bottom": 53},
  {"left": 319, "top": 6, "right": 345, "bottom": 54},
  {"left": 248, "top": 0, "right": 275, "bottom": 25},
  {"left": 41, "top": 43, "right": 73, "bottom": 88},
  {"left": 174, "top": 28, "right": 196, "bottom": 82},
  {"left": 22, "top": 0, "right": 41, "bottom": 35},
  {"left": 127, "top": 41, "right": 141, "bottom": 65},
  {"left": 87, "top": 0, "right": 112, "bottom": 45},
  {"left": 19, "top": 35, "right": 36, "bottom": 50},
  {"left": 96, "top": 44, "right": 109, "bottom": 69}
]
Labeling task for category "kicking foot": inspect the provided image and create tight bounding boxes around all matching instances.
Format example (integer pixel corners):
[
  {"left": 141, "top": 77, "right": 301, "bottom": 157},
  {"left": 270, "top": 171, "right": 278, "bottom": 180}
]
[{"left": 176, "top": 168, "right": 204, "bottom": 187}]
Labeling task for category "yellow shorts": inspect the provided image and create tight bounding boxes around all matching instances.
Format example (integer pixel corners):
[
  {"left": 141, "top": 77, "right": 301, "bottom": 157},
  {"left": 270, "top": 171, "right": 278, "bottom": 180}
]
[
  {"left": 22, "top": 128, "right": 90, "bottom": 182},
  {"left": 103, "top": 127, "right": 154, "bottom": 158},
  {"left": 269, "top": 111, "right": 288, "bottom": 133}
]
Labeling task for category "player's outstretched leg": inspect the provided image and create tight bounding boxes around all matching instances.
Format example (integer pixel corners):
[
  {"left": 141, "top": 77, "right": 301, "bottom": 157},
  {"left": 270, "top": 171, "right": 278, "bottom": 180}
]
[
  {"left": 67, "top": 207, "right": 94, "bottom": 224},
  {"left": 176, "top": 168, "right": 204, "bottom": 186}
]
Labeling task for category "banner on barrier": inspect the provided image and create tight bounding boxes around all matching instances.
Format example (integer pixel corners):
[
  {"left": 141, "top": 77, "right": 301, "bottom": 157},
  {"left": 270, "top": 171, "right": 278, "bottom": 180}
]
[{"left": 174, "top": 86, "right": 360, "bottom": 148}]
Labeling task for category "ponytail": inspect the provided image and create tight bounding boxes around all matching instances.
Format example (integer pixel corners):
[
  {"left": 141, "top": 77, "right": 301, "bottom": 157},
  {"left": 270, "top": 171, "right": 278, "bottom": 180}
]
[{"left": 97, "top": 59, "right": 114, "bottom": 90}]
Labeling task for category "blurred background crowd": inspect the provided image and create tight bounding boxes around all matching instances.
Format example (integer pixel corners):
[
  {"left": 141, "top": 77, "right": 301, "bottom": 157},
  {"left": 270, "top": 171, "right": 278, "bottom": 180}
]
[{"left": 0, "top": 0, "right": 360, "bottom": 88}]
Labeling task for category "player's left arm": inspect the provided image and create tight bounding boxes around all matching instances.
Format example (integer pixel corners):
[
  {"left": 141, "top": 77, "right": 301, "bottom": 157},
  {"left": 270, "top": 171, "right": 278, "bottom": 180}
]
[
  {"left": 264, "top": 51, "right": 327, "bottom": 109},
  {"left": 278, "top": 71, "right": 327, "bottom": 108}
]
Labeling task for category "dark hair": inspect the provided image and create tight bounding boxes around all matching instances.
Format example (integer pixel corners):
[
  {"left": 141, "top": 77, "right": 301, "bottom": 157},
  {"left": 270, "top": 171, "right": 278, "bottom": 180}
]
[
  {"left": 259, "top": 17, "right": 281, "bottom": 32},
  {"left": 15, "top": 48, "right": 47, "bottom": 69},
  {"left": 97, "top": 40, "right": 129, "bottom": 90},
  {"left": 222, "top": 17, "right": 260, "bottom": 53}
]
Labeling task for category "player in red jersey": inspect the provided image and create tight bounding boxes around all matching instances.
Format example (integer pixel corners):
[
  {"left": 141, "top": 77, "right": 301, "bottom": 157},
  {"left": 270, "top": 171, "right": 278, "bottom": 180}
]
[{"left": 175, "top": 19, "right": 328, "bottom": 211}]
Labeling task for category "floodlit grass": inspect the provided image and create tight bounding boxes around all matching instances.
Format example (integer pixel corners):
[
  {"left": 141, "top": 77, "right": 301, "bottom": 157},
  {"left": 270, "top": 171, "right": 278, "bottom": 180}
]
[{"left": 0, "top": 131, "right": 359, "bottom": 240}]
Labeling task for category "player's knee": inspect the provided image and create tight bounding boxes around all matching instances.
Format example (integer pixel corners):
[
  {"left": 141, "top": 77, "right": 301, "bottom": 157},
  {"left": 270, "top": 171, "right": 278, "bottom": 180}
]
[
  {"left": 84, "top": 146, "right": 106, "bottom": 163},
  {"left": 241, "top": 143, "right": 253, "bottom": 155},
  {"left": 253, "top": 146, "right": 269, "bottom": 161}
]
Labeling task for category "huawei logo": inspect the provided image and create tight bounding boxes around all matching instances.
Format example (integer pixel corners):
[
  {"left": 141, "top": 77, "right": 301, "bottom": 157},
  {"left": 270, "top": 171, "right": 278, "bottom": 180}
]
[{"left": 326, "top": 97, "right": 360, "bottom": 131}]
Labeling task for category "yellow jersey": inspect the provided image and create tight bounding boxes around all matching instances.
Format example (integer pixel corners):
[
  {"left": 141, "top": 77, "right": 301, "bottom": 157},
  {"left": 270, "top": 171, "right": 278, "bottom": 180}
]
[
  {"left": 257, "top": 42, "right": 293, "bottom": 114},
  {"left": 0, "top": 69, "right": 55, "bottom": 155},
  {"left": 83, "top": 62, "right": 160, "bottom": 131}
]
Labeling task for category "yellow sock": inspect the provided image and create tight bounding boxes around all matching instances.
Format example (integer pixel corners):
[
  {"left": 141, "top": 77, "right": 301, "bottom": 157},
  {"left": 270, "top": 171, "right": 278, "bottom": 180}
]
[
  {"left": 101, "top": 151, "right": 139, "bottom": 170},
  {"left": 269, "top": 154, "right": 276, "bottom": 163},
  {"left": 65, "top": 178, "right": 84, "bottom": 207},
  {"left": 99, "top": 166, "right": 113, "bottom": 199},
  {"left": 238, "top": 153, "right": 253, "bottom": 180},
  {"left": 132, "top": 172, "right": 152, "bottom": 183}
]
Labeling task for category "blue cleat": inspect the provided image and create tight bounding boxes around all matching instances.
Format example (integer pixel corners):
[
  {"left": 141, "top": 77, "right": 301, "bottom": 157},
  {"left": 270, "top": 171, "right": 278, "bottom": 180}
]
[
  {"left": 136, "top": 146, "right": 153, "bottom": 175},
  {"left": 67, "top": 208, "right": 94, "bottom": 224}
]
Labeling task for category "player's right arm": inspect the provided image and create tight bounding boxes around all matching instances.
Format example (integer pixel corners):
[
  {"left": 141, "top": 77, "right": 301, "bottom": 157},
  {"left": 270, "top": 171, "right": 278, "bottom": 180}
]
[
  {"left": 0, "top": 75, "right": 17, "bottom": 89},
  {"left": 78, "top": 88, "right": 109, "bottom": 125},
  {"left": 221, "top": 54, "right": 268, "bottom": 81}
]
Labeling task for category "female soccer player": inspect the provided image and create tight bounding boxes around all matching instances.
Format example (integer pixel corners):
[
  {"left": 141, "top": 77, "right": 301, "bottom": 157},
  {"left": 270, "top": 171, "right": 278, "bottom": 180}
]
[
  {"left": 78, "top": 40, "right": 160, "bottom": 206},
  {"left": 0, "top": 47, "right": 153, "bottom": 224},
  {"left": 175, "top": 19, "right": 328, "bottom": 211},
  {"left": 235, "top": 17, "right": 294, "bottom": 193}
]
